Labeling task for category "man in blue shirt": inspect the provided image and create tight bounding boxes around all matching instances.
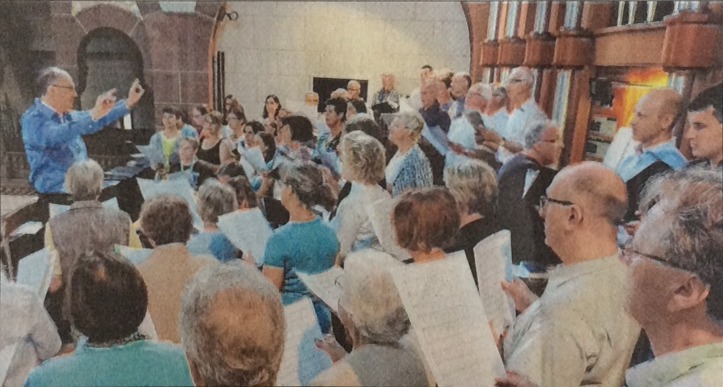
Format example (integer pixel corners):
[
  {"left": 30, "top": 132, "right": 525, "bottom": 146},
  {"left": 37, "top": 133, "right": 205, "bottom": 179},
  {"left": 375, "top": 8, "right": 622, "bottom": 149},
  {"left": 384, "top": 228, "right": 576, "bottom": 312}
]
[{"left": 21, "top": 66, "right": 145, "bottom": 197}]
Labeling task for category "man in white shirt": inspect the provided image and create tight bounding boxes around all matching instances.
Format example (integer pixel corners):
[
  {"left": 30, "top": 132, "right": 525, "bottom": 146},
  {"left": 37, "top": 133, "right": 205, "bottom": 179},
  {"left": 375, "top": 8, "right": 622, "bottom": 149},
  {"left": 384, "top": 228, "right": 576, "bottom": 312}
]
[
  {"left": 484, "top": 84, "right": 510, "bottom": 135},
  {"left": 500, "top": 162, "right": 640, "bottom": 387},
  {"left": 407, "top": 65, "right": 434, "bottom": 111},
  {"left": 623, "top": 168, "right": 723, "bottom": 387}
]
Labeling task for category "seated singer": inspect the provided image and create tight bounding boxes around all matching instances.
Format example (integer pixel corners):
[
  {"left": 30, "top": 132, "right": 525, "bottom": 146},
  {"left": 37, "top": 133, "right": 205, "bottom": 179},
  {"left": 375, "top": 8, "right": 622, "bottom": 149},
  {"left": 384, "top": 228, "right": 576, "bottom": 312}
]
[{"left": 21, "top": 66, "right": 145, "bottom": 201}]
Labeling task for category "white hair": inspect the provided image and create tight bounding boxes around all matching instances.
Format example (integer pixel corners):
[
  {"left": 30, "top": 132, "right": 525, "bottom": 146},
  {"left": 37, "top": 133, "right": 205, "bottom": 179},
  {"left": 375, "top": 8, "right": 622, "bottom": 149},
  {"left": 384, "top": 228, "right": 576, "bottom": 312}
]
[
  {"left": 65, "top": 159, "right": 104, "bottom": 200},
  {"left": 469, "top": 83, "right": 493, "bottom": 101},
  {"left": 339, "top": 250, "right": 409, "bottom": 344},
  {"left": 522, "top": 119, "right": 557, "bottom": 150}
]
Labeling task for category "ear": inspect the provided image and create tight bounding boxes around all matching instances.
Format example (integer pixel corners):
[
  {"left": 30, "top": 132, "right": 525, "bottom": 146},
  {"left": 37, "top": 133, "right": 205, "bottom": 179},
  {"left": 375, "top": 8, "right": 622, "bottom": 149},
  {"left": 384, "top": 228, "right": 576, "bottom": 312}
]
[
  {"left": 668, "top": 275, "right": 710, "bottom": 314},
  {"left": 567, "top": 204, "right": 584, "bottom": 226},
  {"left": 660, "top": 113, "right": 676, "bottom": 132}
]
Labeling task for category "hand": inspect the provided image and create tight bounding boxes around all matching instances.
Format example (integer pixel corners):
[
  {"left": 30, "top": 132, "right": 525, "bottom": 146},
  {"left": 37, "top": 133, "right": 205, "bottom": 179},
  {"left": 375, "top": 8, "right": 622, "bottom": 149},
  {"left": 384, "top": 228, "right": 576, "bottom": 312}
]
[
  {"left": 314, "top": 334, "right": 348, "bottom": 363},
  {"left": 495, "top": 371, "right": 538, "bottom": 387},
  {"left": 448, "top": 141, "right": 466, "bottom": 155},
  {"left": 501, "top": 279, "right": 538, "bottom": 313},
  {"left": 126, "top": 79, "right": 145, "bottom": 109},
  {"left": 484, "top": 129, "right": 502, "bottom": 144},
  {"left": 91, "top": 88, "right": 117, "bottom": 120}
]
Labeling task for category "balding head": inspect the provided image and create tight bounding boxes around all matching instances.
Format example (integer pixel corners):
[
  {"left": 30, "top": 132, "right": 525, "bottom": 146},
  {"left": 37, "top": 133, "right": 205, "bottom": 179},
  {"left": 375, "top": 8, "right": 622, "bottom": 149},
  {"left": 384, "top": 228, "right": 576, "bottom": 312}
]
[
  {"left": 631, "top": 88, "right": 682, "bottom": 147},
  {"left": 180, "top": 264, "right": 285, "bottom": 386},
  {"left": 506, "top": 67, "right": 534, "bottom": 105},
  {"left": 554, "top": 162, "right": 628, "bottom": 226}
]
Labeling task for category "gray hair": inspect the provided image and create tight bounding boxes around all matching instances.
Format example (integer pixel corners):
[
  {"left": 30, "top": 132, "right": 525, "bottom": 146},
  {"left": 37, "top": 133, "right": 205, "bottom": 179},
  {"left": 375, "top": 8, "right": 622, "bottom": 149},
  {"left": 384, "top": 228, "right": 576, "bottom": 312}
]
[
  {"left": 179, "top": 264, "right": 285, "bottom": 386},
  {"left": 393, "top": 111, "right": 425, "bottom": 142},
  {"left": 638, "top": 168, "right": 723, "bottom": 320},
  {"left": 347, "top": 80, "right": 361, "bottom": 89},
  {"left": 196, "top": 179, "right": 238, "bottom": 224},
  {"left": 65, "top": 159, "right": 104, "bottom": 201},
  {"left": 36, "top": 66, "right": 69, "bottom": 96},
  {"left": 508, "top": 66, "right": 534, "bottom": 86},
  {"left": 341, "top": 131, "right": 386, "bottom": 185},
  {"left": 522, "top": 119, "right": 555, "bottom": 150},
  {"left": 444, "top": 159, "right": 498, "bottom": 216},
  {"left": 339, "top": 250, "right": 409, "bottom": 344}
]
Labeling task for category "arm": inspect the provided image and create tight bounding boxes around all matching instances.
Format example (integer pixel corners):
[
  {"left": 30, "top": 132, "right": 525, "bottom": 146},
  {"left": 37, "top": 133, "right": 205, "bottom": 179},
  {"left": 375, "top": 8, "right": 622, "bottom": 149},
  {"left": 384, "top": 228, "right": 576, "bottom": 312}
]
[
  {"left": 261, "top": 234, "right": 285, "bottom": 290},
  {"left": 263, "top": 266, "right": 284, "bottom": 290},
  {"left": 330, "top": 199, "right": 359, "bottom": 259},
  {"left": 44, "top": 224, "right": 62, "bottom": 293},
  {"left": 28, "top": 292, "right": 62, "bottom": 360}
]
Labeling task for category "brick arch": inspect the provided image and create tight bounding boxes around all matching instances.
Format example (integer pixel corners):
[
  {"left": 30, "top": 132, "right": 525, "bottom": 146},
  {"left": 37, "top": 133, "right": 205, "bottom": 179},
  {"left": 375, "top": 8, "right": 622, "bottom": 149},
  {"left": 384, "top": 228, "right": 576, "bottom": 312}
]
[{"left": 75, "top": 4, "right": 140, "bottom": 37}]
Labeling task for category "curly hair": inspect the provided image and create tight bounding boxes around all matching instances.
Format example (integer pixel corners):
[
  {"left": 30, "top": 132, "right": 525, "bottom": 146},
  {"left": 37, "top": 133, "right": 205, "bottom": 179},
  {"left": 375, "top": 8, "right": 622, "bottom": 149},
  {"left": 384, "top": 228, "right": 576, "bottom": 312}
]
[
  {"left": 341, "top": 131, "right": 386, "bottom": 185},
  {"left": 139, "top": 195, "right": 195, "bottom": 245},
  {"left": 444, "top": 159, "right": 497, "bottom": 216}
]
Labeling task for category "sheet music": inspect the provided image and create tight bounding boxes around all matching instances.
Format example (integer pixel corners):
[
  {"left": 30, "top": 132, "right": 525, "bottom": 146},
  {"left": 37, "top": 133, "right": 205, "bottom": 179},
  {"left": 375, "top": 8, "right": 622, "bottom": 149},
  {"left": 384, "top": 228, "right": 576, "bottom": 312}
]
[
  {"left": 136, "top": 144, "right": 164, "bottom": 165},
  {"left": 16, "top": 249, "right": 52, "bottom": 298},
  {"left": 217, "top": 209, "right": 272, "bottom": 266},
  {"left": 276, "top": 297, "right": 332, "bottom": 386},
  {"left": 422, "top": 124, "right": 450, "bottom": 155},
  {"left": 390, "top": 252, "right": 506, "bottom": 387},
  {"left": 241, "top": 146, "right": 267, "bottom": 172},
  {"left": 136, "top": 177, "right": 203, "bottom": 230},
  {"left": 474, "top": 230, "right": 516, "bottom": 338},
  {"left": 297, "top": 266, "right": 345, "bottom": 315},
  {"left": 366, "top": 198, "right": 411, "bottom": 261},
  {"left": 0, "top": 343, "right": 18, "bottom": 386},
  {"left": 115, "top": 245, "right": 154, "bottom": 266},
  {"left": 48, "top": 197, "right": 120, "bottom": 219}
]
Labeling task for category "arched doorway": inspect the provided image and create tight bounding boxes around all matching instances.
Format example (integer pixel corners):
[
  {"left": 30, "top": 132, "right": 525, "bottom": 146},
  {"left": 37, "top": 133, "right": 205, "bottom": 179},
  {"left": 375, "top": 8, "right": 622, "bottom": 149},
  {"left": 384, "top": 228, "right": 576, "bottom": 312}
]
[{"left": 77, "top": 27, "right": 153, "bottom": 129}]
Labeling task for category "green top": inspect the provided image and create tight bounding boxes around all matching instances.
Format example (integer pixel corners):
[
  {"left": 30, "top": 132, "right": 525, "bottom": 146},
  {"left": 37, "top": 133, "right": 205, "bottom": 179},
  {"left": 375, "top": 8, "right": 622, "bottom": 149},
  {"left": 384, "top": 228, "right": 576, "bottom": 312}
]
[
  {"left": 161, "top": 134, "right": 178, "bottom": 169},
  {"left": 626, "top": 342, "right": 723, "bottom": 387}
]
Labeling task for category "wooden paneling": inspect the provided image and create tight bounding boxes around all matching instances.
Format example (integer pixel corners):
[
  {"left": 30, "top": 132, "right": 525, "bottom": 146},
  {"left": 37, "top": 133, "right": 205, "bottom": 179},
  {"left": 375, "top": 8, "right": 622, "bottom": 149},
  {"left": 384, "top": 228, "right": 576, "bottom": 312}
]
[
  {"left": 554, "top": 30, "right": 594, "bottom": 67},
  {"left": 581, "top": 2, "right": 615, "bottom": 31},
  {"left": 480, "top": 40, "right": 500, "bottom": 67},
  {"left": 497, "top": 37, "right": 526, "bottom": 66},
  {"left": 566, "top": 68, "right": 593, "bottom": 164},
  {"left": 524, "top": 33, "right": 556, "bottom": 67},
  {"left": 517, "top": 2, "right": 537, "bottom": 37},
  {"left": 594, "top": 24, "right": 666, "bottom": 67},
  {"left": 548, "top": 2, "right": 566, "bottom": 34},
  {"left": 662, "top": 12, "right": 722, "bottom": 69}
]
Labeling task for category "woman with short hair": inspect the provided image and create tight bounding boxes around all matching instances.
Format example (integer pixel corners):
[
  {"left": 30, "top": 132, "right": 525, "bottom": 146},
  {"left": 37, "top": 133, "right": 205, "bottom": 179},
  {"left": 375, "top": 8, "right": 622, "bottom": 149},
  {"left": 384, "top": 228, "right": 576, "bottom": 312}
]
[
  {"left": 386, "top": 111, "right": 433, "bottom": 197},
  {"left": 168, "top": 137, "right": 216, "bottom": 190},
  {"left": 331, "top": 131, "right": 390, "bottom": 260},
  {"left": 443, "top": 159, "right": 502, "bottom": 285},
  {"left": 25, "top": 251, "right": 194, "bottom": 386},
  {"left": 187, "top": 179, "right": 239, "bottom": 263},
  {"left": 393, "top": 187, "right": 460, "bottom": 263},
  {"left": 137, "top": 195, "right": 217, "bottom": 343},
  {"left": 262, "top": 162, "right": 339, "bottom": 333},
  {"left": 44, "top": 159, "right": 141, "bottom": 344},
  {"left": 312, "top": 250, "right": 434, "bottom": 386}
]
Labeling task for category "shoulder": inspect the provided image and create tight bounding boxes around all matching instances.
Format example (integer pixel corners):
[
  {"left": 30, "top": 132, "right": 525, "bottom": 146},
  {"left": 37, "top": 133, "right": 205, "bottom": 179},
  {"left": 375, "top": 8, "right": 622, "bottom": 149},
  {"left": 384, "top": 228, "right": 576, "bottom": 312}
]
[{"left": 309, "top": 359, "right": 359, "bottom": 386}]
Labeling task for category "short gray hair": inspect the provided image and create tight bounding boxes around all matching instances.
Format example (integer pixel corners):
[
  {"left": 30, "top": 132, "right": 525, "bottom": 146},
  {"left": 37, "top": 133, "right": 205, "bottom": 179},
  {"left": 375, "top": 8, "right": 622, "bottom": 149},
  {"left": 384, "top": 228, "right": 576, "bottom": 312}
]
[
  {"left": 393, "top": 111, "right": 425, "bottom": 142},
  {"left": 179, "top": 264, "right": 285, "bottom": 386},
  {"left": 638, "top": 168, "right": 723, "bottom": 320},
  {"left": 339, "top": 250, "right": 409, "bottom": 344},
  {"left": 444, "top": 159, "right": 498, "bottom": 216},
  {"left": 65, "top": 159, "right": 104, "bottom": 201},
  {"left": 196, "top": 179, "right": 238, "bottom": 224},
  {"left": 341, "top": 131, "right": 386, "bottom": 185},
  {"left": 522, "top": 119, "right": 555, "bottom": 150},
  {"left": 36, "top": 66, "right": 69, "bottom": 96}
]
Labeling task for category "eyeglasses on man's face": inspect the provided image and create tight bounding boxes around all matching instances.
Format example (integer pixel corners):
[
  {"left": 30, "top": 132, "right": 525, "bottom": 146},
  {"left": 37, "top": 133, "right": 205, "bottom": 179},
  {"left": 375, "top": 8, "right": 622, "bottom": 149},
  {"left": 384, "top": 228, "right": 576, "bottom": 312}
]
[
  {"left": 51, "top": 84, "right": 76, "bottom": 92},
  {"left": 620, "top": 247, "right": 687, "bottom": 272},
  {"left": 539, "top": 195, "right": 574, "bottom": 209}
]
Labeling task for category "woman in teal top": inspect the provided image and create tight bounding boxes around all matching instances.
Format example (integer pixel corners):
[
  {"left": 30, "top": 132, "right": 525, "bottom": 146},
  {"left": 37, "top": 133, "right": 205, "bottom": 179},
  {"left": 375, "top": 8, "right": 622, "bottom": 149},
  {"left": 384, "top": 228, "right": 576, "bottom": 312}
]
[
  {"left": 25, "top": 251, "right": 193, "bottom": 387},
  {"left": 263, "top": 162, "right": 339, "bottom": 333}
]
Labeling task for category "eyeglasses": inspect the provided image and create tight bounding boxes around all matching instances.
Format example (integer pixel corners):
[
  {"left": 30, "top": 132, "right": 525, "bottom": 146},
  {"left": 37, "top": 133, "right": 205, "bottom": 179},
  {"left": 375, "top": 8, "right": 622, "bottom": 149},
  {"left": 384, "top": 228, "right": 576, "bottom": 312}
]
[
  {"left": 620, "top": 247, "right": 686, "bottom": 271},
  {"left": 507, "top": 79, "right": 525, "bottom": 84},
  {"left": 540, "top": 138, "right": 562, "bottom": 144},
  {"left": 539, "top": 195, "right": 574, "bottom": 208},
  {"left": 51, "top": 84, "right": 76, "bottom": 91}
]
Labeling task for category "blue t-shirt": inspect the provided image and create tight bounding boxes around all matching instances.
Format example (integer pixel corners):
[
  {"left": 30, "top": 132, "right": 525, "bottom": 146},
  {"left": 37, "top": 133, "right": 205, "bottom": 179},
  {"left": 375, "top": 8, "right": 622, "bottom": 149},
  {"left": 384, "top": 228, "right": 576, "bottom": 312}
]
[
  {"left": 263, "top": 217, "right": 339, "bottom": 305},
  {"left": 24, "top": 339, "right": 193, "bottom": 386},
  {"left": 187, "top": 231, "right": 239, "bottom": 263}
]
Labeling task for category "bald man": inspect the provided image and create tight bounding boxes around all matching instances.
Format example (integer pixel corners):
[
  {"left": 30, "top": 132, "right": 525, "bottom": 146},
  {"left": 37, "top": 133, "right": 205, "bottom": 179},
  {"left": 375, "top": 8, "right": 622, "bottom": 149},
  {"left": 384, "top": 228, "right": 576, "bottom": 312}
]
[
  {"left": 616, "top": 88, "right": 687, "bottom": 223},
  {"left": 500, "top": 162, "right": 640, "bottom": 387}
]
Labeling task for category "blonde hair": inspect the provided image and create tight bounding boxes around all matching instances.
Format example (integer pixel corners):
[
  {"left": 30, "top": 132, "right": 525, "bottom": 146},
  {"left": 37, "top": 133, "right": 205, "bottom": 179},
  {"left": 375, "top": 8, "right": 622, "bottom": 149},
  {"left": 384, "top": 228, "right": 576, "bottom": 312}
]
[{"left": 341, "top": 131, "right": 386, "bottom": 185}]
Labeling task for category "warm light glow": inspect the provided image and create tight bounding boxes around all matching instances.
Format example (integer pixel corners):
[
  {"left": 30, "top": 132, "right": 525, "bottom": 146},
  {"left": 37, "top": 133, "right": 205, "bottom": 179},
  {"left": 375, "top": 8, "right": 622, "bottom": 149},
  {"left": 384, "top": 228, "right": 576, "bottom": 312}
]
[{"left": 613, "top": 68, "right": 669, "bottom": 128}]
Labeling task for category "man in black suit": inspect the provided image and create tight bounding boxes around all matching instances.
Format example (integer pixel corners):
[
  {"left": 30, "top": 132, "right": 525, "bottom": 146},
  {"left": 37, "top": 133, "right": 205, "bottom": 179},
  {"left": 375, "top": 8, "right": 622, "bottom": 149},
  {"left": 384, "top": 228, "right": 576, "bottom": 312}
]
[{"left": 498, "top": 119, "right": 563, "bottom": 267}]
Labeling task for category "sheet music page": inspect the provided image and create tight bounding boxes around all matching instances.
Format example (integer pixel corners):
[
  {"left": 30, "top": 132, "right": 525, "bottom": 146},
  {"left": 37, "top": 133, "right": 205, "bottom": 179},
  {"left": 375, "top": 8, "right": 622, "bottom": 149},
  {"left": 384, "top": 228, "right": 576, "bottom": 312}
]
[
  {"left": 136, "top": 177, "right": 203, "bottom": 230},
  {"left": 297, "top": 266, "right": 344, "bottom": 315},
  {"left": 238, "top": 157, "right": 256, "bottom": 181},
  {"left": 217, "top": 209, "right": 272, "bottom": 266},
  {"left": 49, "top": 197, "right": 120, "bottom": 219},
  {"left": 366, "top": 198, "right": 411, "bottom": 261},
  {"left": 276, "top": 297, "right": 332, "bottom": 386},
  {"left": 16, "top": 249, "right": 51, "bottom": 298},
  {"left": 243, "top": 146, "right": 267, "bottom": 172},
  {"left": 422, "top": 124, "right": 450, "bottom": 155},
  {"left": 115, "top": 245, "right": 154, "bottom": 266},
  {"left": 0, "top": 343, "right": 18, "bottom": 385},
  {"left": 136, "top": 144, "right": 164, "bottom": 165},
  {"left": 390, "top": 252, "right": 506, "bottom": 387},
  {"left": 473, "top": 230, "right": 516, "bottom": 339}
]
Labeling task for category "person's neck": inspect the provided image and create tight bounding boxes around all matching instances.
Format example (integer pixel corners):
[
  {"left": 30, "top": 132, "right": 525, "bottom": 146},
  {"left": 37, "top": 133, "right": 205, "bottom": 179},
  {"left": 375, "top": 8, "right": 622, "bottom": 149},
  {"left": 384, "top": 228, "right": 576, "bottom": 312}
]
[
  {"left": 709, "top": 153, "right": 723, "bottom": 169},
  {"left": 646, "top": 315, "right": 723, "bottom": 357},
  {"left": 395, "top": 140, "right": 415, "bottom": 155},
  {"left": 288, "top": 206, "right": 316, "bottom": 223},
  {"left": 204, "top": 132, "right": 220, "bottom": 143},
  {"left": 522, "top": 150, "right": 544, "bottom": 166},
  {"left": 559, "top": 231, "right": 619, "bottom": 266},
  {"left": 163, "top": 127, "right": 179, "bottom": 137},
  {"left": 203, "top": 223, "right": 219, "bottom": 232},
  {"left": 438, "top": 95, "right": 451, "bottom": 104},
  {"left": 641, "top": 135, "right": 671, "bottom": 150},
  {"left": 459, "top": 212, "right": 482, "bottom": 228},
  {"left": 511, "top": 94, "right": 531, "bottom": 110},
  {"left": 411, "top": 248, "right": 446, "bottom": 264},
  {"left": 329, "top": 123, "right": 343, "bottom": 137},
  {"left": 40, "top": 97, "right": 64, "bottom": 114}
]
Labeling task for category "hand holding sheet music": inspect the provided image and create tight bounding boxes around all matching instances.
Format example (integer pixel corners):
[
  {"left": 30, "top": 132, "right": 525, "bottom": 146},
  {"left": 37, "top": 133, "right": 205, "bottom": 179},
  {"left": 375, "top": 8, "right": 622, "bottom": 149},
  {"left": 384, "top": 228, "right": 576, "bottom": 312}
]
[
  {"left": 390, "top": 252, "right": 506, "bottom": 387},
  {"left": 474, "top": 230, "right": 516, "bottom": 340},
  {"left": 276, "top": 297, "right": 332, "bottom": 386},
  {"left": 217, "top": 209, "right": 272, "bottom": 267},
  {"left": 136, "top": 177, "right": 203, "bottom": 230}
]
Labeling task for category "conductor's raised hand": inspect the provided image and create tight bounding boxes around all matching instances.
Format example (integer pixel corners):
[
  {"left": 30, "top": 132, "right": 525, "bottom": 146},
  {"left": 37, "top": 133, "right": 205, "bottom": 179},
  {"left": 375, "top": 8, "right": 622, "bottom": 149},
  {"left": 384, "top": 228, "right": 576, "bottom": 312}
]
[
  {"left": 127, "top": 79, "right": 145, "bottom": 109},
  {"left": 91, "top": 88, "right": 117, "bottom": 121}
]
